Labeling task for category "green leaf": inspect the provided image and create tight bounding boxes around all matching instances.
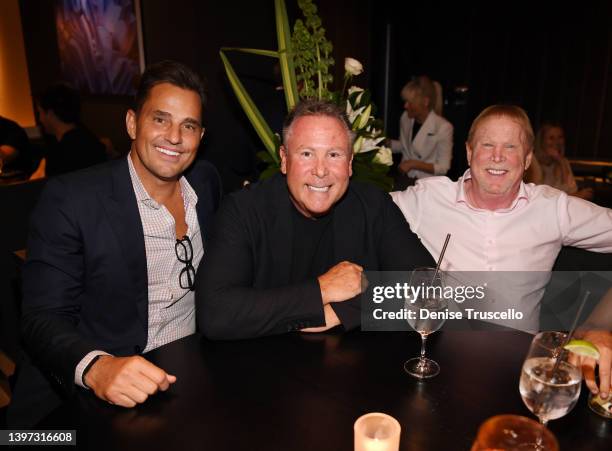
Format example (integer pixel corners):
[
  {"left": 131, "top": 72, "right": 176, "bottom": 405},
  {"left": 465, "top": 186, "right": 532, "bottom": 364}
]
[
  {"left": 221, "top": 47, "right": 279, "bottom": 58},
  {"left": 260, "top": 165, "right": 281, "bottom": 180},
  {"left": 256, "top": 151, "right": 275, "bottom": 164},
  {"left": 219, "top": 50, "right": 278, "bottom": 163},
  {"left": 275, "top": 0, "right": 299, "bottom": 110}
]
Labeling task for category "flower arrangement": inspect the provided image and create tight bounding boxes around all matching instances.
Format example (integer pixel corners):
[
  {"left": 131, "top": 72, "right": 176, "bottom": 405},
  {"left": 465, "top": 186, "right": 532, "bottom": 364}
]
[{"left": 220, "top": 0, "right": 393, "bottom": 191}]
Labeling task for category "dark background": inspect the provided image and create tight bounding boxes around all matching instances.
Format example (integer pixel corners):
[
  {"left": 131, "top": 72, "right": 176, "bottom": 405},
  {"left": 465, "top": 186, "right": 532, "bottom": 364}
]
[{"left": 19, "top": 0, "right": 612, "bottom": 191}]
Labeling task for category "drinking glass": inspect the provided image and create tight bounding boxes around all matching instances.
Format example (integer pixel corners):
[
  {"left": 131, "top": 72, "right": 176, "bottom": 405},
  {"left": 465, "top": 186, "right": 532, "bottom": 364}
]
[
  {"left": 519, "top": 331, "right": 582, "bottom": 426},
  {"left": 588, "top": 392, "right": 612, "bottom": 419},
  {"left": 404, "top": 267, "right": 447, "bottom": 379},
  {"left": 471, "top": 415, "right": 559, "bottom": 451}
]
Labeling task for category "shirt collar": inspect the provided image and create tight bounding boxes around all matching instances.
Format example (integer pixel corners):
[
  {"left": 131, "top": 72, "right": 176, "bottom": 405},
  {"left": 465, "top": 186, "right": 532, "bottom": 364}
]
[
  {"left": 127, "top": 152, "right": 198, "bottom": 210},
  {"left": 456, "top": 169, "right": 529, "bottom": 212}
]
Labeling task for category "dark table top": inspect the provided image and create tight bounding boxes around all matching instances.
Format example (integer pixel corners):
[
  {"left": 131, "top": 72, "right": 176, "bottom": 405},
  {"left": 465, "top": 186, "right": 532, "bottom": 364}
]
[{"left": 41, "top": 330, "right": 612, "bottom": 450}]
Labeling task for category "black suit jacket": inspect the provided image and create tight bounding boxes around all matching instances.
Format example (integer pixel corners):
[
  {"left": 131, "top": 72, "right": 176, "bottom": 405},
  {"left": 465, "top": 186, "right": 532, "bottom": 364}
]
[
  {"left": 196, "top": 174, "right": 434, "bottom": 340},
  {"left": 9, "top": 156, "right": 221, "bottom": 426}
]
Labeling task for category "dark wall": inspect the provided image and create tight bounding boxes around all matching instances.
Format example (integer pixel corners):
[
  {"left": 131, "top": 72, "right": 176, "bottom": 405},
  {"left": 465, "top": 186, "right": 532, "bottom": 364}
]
[
  {"left": 147, "top": 0, "right": 280, "bottom": 190},
  {"left": 19, "top": 0, "right": 373, "bottom": 191},
  {"left": 20, "top": 1, "right": 611, "bottom": 189},
  {"left": 376, "top": 1, "right": 612, "bottom": 179},
  {"left": 19, "top": 0, "right": 133, "bottom": 155}
]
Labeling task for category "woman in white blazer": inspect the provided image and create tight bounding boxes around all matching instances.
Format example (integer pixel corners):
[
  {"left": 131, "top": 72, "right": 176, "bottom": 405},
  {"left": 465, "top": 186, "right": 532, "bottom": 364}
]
[{"left": 390, "top": 76, "right": 453, "bottom": 188}]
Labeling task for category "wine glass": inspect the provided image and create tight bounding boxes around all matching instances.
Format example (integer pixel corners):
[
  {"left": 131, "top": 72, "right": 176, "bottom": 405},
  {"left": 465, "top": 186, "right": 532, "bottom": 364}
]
[
  {"left": 519, "top": 331, "right": 582, "bottom": 427},
  {"left": 471, "top": 415, "right": 559, "bottom": 451},
  {"left": 404, "top": 267, "right": 447, "bottom": 379}
]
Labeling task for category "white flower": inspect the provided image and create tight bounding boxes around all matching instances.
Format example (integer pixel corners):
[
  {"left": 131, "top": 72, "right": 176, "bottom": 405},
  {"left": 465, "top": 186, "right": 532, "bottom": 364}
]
[
  {"left": 355, "top": 104, "right": 371, "bottom": 130},
  {"left": 355, "top": 136, "right": 385, "bottom": 154},
  {"left": 373, "top": 146, "right": 393, "bottom": 166},
  {"left": 347, "top": 85, "right": 365, "bottom": 106},
  {"left": 346, "top": 102, "right": 365, "bottom": 124},
  {"left": 344, "top": 57, "right": 363, "bottom": 76}
]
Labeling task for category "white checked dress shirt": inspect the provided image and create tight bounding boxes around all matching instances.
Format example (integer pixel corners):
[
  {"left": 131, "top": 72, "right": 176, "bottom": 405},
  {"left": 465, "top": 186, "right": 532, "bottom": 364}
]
[{"left": 75, "top": 154, "right": 203, "bottom": 387}]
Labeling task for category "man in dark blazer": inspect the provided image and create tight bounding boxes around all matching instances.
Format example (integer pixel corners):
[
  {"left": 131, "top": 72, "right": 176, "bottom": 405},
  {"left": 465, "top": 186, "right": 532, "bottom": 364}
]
[
  {"left": 196, "top": 100, "right": 433, "bottom": 340},
  {"left": 8, "top": 61, "right": 221, "bottom": 427}
]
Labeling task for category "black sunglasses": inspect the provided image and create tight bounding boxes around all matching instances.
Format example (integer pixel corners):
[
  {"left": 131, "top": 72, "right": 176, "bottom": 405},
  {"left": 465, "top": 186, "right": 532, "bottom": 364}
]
[{"left": 175, "top": 235, "right": 196, "bottom": 291}]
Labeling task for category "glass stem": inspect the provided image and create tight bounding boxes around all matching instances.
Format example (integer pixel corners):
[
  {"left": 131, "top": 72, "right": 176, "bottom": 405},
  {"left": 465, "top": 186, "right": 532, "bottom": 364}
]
[{"left": 420, "top": 333, "right": 428, "bottom": 361}]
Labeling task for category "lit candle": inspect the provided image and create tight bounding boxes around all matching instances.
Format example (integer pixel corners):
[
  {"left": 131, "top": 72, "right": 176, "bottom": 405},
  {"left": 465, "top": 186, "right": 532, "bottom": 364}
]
[{"left": 354, "top": 412, "right": 401, "bottom": 451}]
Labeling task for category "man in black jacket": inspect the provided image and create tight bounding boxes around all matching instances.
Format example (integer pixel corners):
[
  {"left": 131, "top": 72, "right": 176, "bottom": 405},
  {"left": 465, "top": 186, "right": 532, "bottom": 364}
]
[
  {"left": 9, "top": 61, "right": 221, "bottom": 427},
  {"left": 196, "top": 100, "right": 433, "bottom": 339}
]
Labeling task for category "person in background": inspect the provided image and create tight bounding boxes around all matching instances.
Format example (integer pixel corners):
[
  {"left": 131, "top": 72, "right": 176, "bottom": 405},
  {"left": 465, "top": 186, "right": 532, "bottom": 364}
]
[
  {"left": 0, "top": 115, "right": 33, "bottom": 175},
  {"left": 391, "top": 104, "right": 612, "bottom": 401},
  {"left": 389, "top": 76, "right": 453, "bottom": 190},
  {"left": 30, "top": 83, "right": 107, "bottom": 178},
  {"left": 8, "top": 61, "right": 221, "bottom": 427},
  {"left": 525, "top": 122, "right": 593, "bottom": 200}
]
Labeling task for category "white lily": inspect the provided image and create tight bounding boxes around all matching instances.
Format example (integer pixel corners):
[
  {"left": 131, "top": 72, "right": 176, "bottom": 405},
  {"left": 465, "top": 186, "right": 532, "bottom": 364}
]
[
  {"left": 354, "top": 104, "right": 371, "bottom": 130},
  {"left": 347, "top": 102, "right": 365, "bottom": 124},
  {"left": 356, "top": 136, "right": 386, "bottom": 154},
  {"left": 348, "top": 85, "right": 365, "bottom": 105},
  {"left": 348, "top": 85, "right": 364, "bottom": 95}
]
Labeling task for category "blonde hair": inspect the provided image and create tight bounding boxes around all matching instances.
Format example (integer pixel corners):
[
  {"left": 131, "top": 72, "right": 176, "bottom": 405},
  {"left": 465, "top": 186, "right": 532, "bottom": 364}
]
[
  {"left": 534, "top": 122, "right": 565, "bottom": 161},
  {"left": 401, "top": 76, "right": 437, "bottom": 112},
  {"left": 533, "top": 122, "right": 571, "bottom": 183},
  {"left": 467, "top": 105, "right": 534, "bottom": 152}
]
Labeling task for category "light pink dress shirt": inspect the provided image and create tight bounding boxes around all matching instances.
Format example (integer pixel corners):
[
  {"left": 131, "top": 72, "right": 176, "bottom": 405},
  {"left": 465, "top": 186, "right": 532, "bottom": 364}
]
[{"left": 391, "top": 170, "right": 612, "bottom": 330}]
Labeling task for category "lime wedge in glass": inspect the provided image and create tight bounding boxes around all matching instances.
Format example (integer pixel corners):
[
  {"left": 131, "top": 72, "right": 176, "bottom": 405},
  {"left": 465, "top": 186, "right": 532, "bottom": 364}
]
[{"left": 563, "top": 339, "right": 600, "bottom": 360}]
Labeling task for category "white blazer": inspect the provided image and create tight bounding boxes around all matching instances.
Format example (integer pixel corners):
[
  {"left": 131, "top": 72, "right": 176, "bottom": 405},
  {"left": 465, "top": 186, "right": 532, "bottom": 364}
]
[{"left": 390, "top": 110, "right": 453, "bottom": 179}]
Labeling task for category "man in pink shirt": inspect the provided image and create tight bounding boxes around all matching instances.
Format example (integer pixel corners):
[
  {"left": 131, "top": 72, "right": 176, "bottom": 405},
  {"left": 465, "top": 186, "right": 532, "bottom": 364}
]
[{"left": 391, "top": 104, "right": 612, "bottom": 400}]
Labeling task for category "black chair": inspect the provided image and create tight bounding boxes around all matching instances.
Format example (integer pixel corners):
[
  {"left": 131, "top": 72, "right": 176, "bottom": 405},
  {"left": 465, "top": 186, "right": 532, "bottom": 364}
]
[
  {"left": 0, "top": 179, "right": 47, "bottom": 368},
  {"left": 540, "top": 247, "right": 612, "bottom": 330}
]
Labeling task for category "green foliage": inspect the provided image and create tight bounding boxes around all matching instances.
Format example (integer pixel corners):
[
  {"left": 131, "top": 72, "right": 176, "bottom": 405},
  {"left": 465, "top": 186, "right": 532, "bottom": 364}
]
[
  {"left": 220, "top": 0, "right": 395, "bottom": 191},
  {"left": 275, "top": 0, "right": 300, "bottom": 110},
  {"left": 220, "top": 50, "right": 279, "bottom": 162},
  {"left": 291, "top": 0, "right": 334, "bottom": 100}
]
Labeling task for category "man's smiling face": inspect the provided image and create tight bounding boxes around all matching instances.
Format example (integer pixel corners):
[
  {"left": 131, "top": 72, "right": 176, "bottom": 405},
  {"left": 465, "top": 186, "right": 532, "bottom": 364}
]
[
  {"left": 467, "top": 115, "right": 532, "bottom": 209},
  {"left": 280, "top": 115, "right": 353, "bottom": 218},
  {"left": 127, "top": 82, "right": 204, "bottom": 185}
]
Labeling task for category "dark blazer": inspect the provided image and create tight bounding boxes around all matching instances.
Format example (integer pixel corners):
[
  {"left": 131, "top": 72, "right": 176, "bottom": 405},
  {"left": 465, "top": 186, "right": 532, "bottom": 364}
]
[
  {"left": 9, "top": 156, "right": 221, "bottom": 426},
  {"left": 196, "top": 174, "right": 434, "bottom": 340}
]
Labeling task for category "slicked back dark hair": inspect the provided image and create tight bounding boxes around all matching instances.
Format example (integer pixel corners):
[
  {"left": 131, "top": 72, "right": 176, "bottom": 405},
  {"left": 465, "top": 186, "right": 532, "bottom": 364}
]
[
  {"left": 134, "top": 60, "right": 206, "bottom": 114},
  {"left": 282, "top": 99, "right": 354, "bottom": 146},
  {"left": 37, "top": 83, "right": 81, "bottom": 124}
]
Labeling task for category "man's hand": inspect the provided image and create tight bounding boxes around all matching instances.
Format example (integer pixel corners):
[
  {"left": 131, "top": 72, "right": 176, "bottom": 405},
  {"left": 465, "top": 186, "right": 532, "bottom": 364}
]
[
  {"left": 84, "top": 355, "right": 176, "bottom": 407},
  {"left": 572, "top": 330, "right": 612, "bottom": 399},
  {"left": 301, "top": 304, "right": 341, "bottom": 333},
  {"left": 318, "top": 261, "right": 364, "bottom": 305}
]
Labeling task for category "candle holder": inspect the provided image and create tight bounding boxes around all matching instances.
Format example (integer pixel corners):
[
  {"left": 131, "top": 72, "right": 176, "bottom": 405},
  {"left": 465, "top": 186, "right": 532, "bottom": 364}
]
[{"left": 354, "top": 412, "right": 401, "bottom": 451}]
